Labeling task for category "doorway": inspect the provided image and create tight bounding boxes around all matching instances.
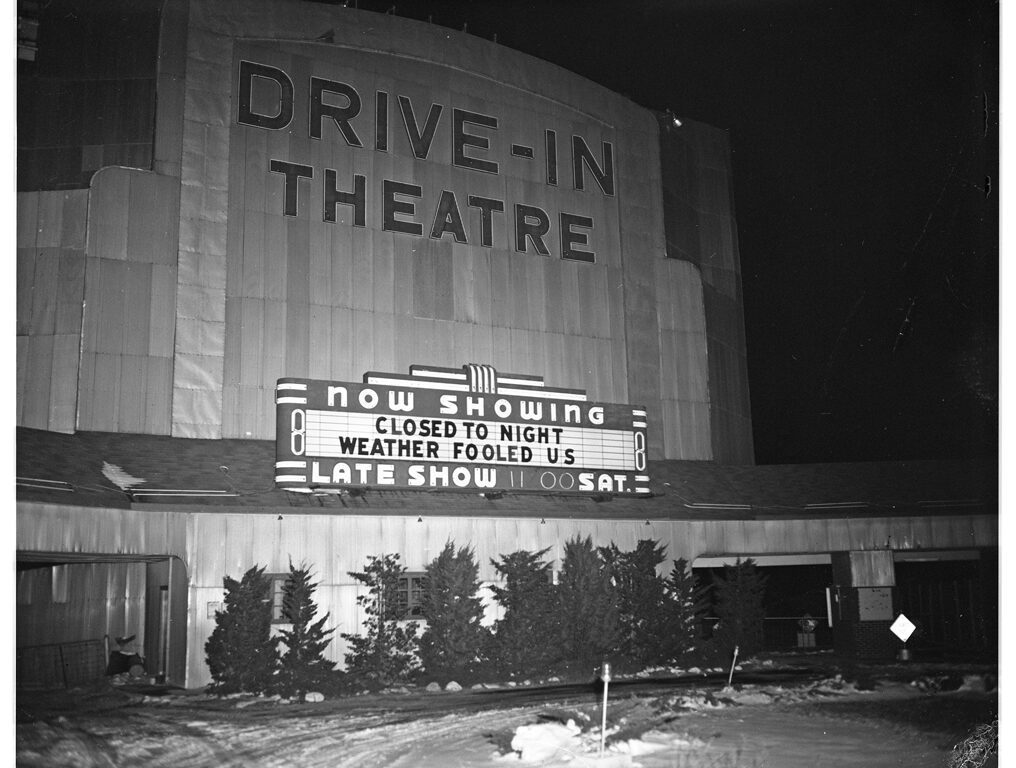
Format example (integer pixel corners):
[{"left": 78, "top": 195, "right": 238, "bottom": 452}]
[{"left": 16, "top": 553, "right": 189, "bottom": 688}]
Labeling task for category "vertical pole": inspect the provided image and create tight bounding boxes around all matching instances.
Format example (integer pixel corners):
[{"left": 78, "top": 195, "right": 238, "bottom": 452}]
[
  {"left": 967, "top": 578, "right": 977, "bottom": 647},
  {"left": 917, "top": 582, "right": 924, "bottom": 634},
  {"left": 166, "top": 557, "right": 173, "bottom": 681},
  {"left": 599, "top": 662, "right": 611, "bottom": 757},
  {"left": 727, "top": 645, "right": 739, "bottom": 688},
  {"left": 159, "top": 586, "right": 169, "bottom": 680},
  {"left": 58, "top": 644, "right": 68, "bottom": 689},
  {"left": 935, "top": 581, "right": 945, "bottom": 645}
]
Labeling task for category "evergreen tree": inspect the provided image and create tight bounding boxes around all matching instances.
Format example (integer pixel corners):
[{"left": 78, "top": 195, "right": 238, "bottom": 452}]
[
  {"left": 341, "top": 554, "right": 420, "bottom": 687},
  {"left": 488, "top": 548, "right": 558, "bottom": 677},
  {"left": 277, "top": 561, "right": 336, "bottom": 697},
  {"left": 418, "top": 542, "right": 489, "bottom": 681},
  {"left": 599, "top": 539, "right": 670, "bottom": 668},
  {"left": 711, "top": 558, "right": 768, "bottom": 658},
  {"left": 659, "top": 557, "right": 710, "bottom": 663},
  {"left": 204, "top": 565, "right": 279, "bottom": 694},
  {"left": 555, "top": 536, "right": 619, "bottom": 674}
]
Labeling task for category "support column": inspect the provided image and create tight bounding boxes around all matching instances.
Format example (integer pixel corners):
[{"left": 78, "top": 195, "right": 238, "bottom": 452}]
[
  {"left": 830, "top": 550, "right": 897, "bottom": 660},
  {"left": 145, "top": 557, "right": 189, "bottom": 685}
]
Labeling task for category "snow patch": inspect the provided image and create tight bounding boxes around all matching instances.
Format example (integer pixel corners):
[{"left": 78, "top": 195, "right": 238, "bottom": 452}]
[
  {"left": 499, "top": 720, "right": 699, "bottom": 766},
  {"left": 958, "top": 674, "right": 995, "bottom": 693},
  {"left": 507, "top": 720, "right": 582, "bottom": 762},
  {"left": 724, "top": 690, "right": 774, "bottom": 705},
  {"left": 101, "top": 462, "right": 146, "bottom": 490}
]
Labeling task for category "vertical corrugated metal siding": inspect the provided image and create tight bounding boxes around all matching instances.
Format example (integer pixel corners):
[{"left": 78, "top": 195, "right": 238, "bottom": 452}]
[
  {"left": 849, "top": 550, "right": 896, "bottom": 587},
  {"left": 16, "top": 562, "right": 147, "bottom": 649},
  {"left": 659, "top": 122, "right": 754, "bottom": 463},
  {"left": 167, "top": 2, "right": 721, "bottom": 457},
  {"left": 214, "top": 41, "right": 642, "bottom": 441},
  {"left": 16, "top": 504, "right": 189, "bottom": 564},
  {"left": 655, "top": 259, "right": 711, "bottom": 459},
  {"left": 12, "top": 501, "right": 996, "bottom": 686},
  {"left": 183, "top": 510, "right": 996, "bottom": 686},
  {"left": 16, "top": 190, "right": 89, "bottom": 433},
  {"left": 78, "top": 167, "right": 179, "bottom": 435}
]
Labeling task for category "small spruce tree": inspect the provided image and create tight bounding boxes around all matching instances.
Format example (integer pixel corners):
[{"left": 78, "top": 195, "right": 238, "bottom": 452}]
[
  {"left": 341, "top": 554, "right": 420, "bottom": 687},
  {"left": 711, "top": 558, "right": 768, "bottom": 658},
  {"left": 556, "top": 536, "right": 619, "bottom": 674},
  {"left": 659, "top": 557, "right": 710, "bottom": 663},
  {"left": 488, "top": 548, "right": 558, "bottom": 678},
  {"left": 418, "top": 542, "right": 489, "bottom": 681},
  {"left": 204, "top": 565, "right": 279, "bottom": 694},
  {"left": 276, "top": 561, "right": 336, "bottom": 698}
]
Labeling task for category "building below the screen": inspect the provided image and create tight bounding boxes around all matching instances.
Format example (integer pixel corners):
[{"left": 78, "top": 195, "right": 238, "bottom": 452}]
[{"left": 16, "top": 0, "right": 996, "bottom": 689}]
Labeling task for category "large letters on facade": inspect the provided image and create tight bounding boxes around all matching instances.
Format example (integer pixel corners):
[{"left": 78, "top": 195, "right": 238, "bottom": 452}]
[{"left": 238, "top": 60, "right": 613, "bottom": 262}]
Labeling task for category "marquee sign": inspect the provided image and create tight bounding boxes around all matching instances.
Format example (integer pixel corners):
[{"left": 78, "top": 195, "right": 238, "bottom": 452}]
[{"left": 275, "top": 365, "right": 650, "bottom": 495}]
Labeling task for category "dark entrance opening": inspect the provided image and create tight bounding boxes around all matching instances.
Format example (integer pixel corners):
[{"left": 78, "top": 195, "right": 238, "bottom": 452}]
[
  {"left": 695, "top": 563, "right": 835, "bottom": 653},
  {"left": 894, "top": 550, "right": 997, "bottom": 661},
  {"left": 15, "top": 553, "right": 188, "bottom": 689}
]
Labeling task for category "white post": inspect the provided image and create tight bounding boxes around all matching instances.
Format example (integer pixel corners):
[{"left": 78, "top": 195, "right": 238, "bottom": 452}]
[{"left": 727, "top": 645, "right": 739, "bottom": 688}]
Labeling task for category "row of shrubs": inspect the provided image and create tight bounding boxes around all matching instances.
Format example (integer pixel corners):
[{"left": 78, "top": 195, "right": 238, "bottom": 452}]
[{"left": 204, "top": 537, "right": 767, "bottom": 696}]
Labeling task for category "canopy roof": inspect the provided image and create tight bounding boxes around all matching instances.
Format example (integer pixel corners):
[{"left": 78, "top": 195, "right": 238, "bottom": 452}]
[{"left": 16, "top": 428, "right": 995, "bottom": 520}]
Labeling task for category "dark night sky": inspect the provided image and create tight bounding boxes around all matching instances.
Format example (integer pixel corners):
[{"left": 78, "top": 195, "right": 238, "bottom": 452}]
[{"left": 326, "top": 2, "right": 995, "bottom": 465}]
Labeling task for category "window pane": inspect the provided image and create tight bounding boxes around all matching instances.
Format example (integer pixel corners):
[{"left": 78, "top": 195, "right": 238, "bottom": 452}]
[
  {"left": 398, "top": 574, "right": 426, "bottom": 618},
  {"left": 270, "top": 576, "right": 286, "bottom": 622}
]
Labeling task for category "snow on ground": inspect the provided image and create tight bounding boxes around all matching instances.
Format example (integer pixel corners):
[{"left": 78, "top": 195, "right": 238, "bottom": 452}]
[
  {"left": 16, "top": 666, "right": 997, "bottom": 767},
  {"left": 486, "top": 674, "right": 989, "bottom": 768}
]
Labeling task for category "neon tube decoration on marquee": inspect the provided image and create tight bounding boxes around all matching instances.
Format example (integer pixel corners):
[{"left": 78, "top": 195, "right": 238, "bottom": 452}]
[{"left": 275, "top": 364, "right": 650, "bottom": 495}]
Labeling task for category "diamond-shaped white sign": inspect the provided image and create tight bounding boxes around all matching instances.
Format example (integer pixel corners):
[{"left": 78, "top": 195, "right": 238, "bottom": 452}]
[{"left": 891, "top": 613, "right": 916, "bottom": 642}]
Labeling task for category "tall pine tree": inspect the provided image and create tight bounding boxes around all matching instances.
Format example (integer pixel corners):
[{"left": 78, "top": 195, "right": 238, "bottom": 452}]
[
  {"left": 600, "top": 539, "right": 671, "bottom": 669},
  {"left": 204, "top": 565, "right": 279, "bottom": 694},
  {"left": 556, "top": 536, "right": 619, "bottom": 674},
  {"left": 276, "top": 561, "right": 336, "bottom": 697},
  {"left": 341, "top": 553, "right": 420, "bottom": 687},
  {"left": 711, "top": 558, "right": 768, "bottom": 658},
  {"left": 488, "top": 548, "right": 558, "bottom": 677},
  {"left": 418, "top": 542, "right": 489, "bottom": 681}
]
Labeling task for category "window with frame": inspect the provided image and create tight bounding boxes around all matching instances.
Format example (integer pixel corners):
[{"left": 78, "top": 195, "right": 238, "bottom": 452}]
[
  {"left": 267, "top": 573, "right": 289, "bottom": 624},
  {"left": 397, "top": 573, "right": 426, "bottom": 619}
]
